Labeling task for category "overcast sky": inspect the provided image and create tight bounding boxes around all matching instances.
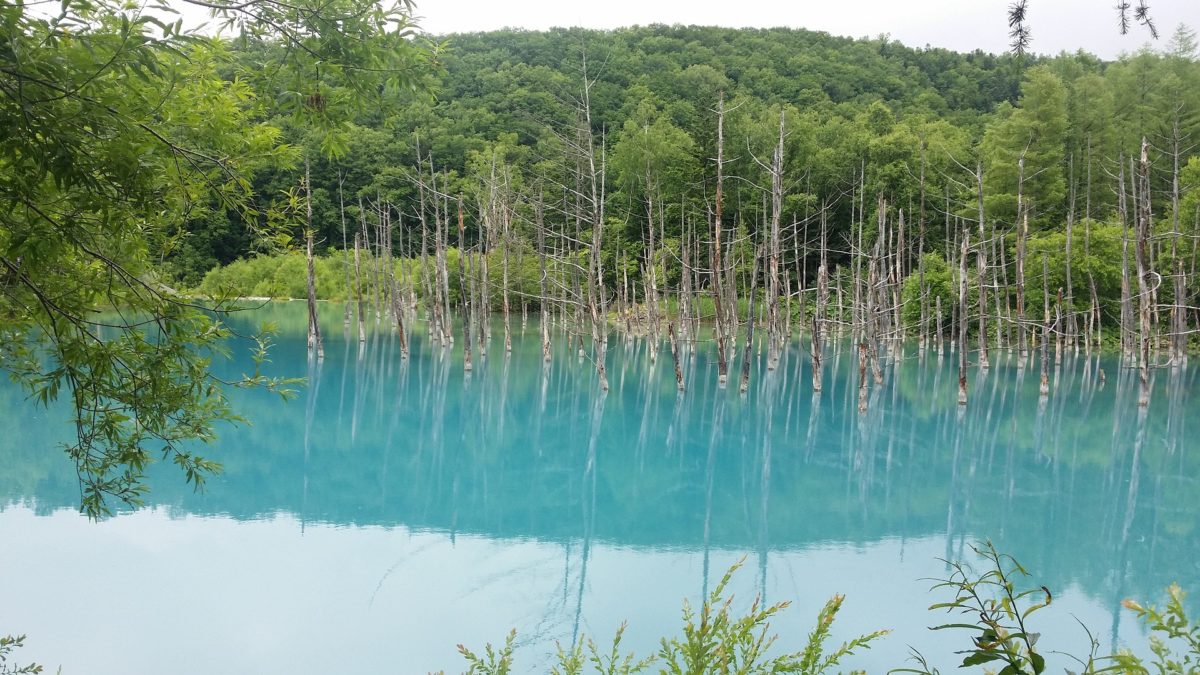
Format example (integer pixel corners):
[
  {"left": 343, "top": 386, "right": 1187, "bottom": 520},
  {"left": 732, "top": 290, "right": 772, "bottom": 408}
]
[{"left": 410, "top": 0, "right": 1199, "bottom": 59}]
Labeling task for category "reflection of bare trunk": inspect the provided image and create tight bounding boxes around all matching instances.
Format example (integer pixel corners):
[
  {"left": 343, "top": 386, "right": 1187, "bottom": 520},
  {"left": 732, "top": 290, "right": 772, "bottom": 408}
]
[
  {"left": 701, "top": 392, "right": 726, "bottom": 598},
  {"left": 301, "top": 356, "right": 323, "bottom": 531},
  {"left": 1121, "top": 405, "right": 1147, "bottom": 545},
  {"left": 572, "top": 386, "right": 606, "bottom": 644},
  {"left": 757, "top": 372, "right": 777, "bottom": 596}
]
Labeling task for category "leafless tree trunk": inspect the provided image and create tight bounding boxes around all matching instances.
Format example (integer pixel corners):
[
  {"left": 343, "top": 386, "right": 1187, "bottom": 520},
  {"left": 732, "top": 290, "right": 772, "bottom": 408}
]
[
  {"left": 458, "top": 196, "right": 473, "bottom": 373},
  {"left": 339, "top": 173, "right": 351, "bottom": 330},
  {"left": 1135, "top": 140, "right": 1154, "bottom": 407},
  {"left": 740, "top": 242, "right": 762, "bottom": 393},
  {"left": 304, "top": 156, "right": 324, "bottom": 361},
  {"left": 536, "top": 194, "right": 552, "bottom": 363},
  {"left": 766, "top": 109, "right": 785, "bottom": 370},
  {"left": 386, "top": 206, "right": 409, "bottom": 359},
  {"left": 668, "top": 322, "right": 684, "bottom": 391},
  {"left": 353, "top": 230, "right": 366, "bottom": 344},
  {"left": 957, "top": 227, "right": 969, "bottom": 406},
  {"left": 975, "top": 162, "right": 989, "bottom": 370},
  {"left": 1015, "top": 154, "right": 1029, "bottom": 364},
  {"left": 712, "top": 92, "right": 730, "bottom": 386},
  {"left": 1120, "top": 157, "right": 1135, "bottom": 363},
  {"left": 1040, "top": 254, "right": 1050, "bottom": 397}
]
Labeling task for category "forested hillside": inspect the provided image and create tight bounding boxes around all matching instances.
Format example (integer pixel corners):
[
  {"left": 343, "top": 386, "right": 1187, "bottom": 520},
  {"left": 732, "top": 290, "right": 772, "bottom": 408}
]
[
  {"left": 186, "top": 23, "right": 1198, "bottom": 286},
  {"left": 193, "top": 23, "right": 1200, "bottom": 393},
  {"left": 181, "top": 25, "right": 1023, "bottom": 279}
]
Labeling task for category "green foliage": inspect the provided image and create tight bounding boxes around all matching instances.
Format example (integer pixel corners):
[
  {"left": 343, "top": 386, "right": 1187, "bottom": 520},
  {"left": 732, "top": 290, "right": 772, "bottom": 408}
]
[
  {"left": 895, "top": 543, "right": 1200, "bottom": 675},
  {"left": 896, "top": 541, "right": 1131, "bottom": 675},
  {"left": 1116, "top": 585, "right": 1200, "bottom": 674},
  {"left": 0, "top": 0, "right": 428, "bottom": 516},
  {"left": 1023, "top": 221, "right": 1125, "bottom": 317},
  {"left": 198, "top": 245, "right": 558, "bottom": 309},
  {"left": 453, "top": 560, "right": 886, "bottom": 675},
  {"left": 0, "top": 636, "right": 41, "bottom": 675},
  {"left": 901, "top": 253, "right": 955, "bottom": 330},
  {"left": 982, "top": 66, "right": 1069, "bottom": 228},
  {"left": 457, "top": 629, "right": 517, "bottom": 675},
  {"left": 164, "top": 23, "right": 1199, "bottom": 318}
]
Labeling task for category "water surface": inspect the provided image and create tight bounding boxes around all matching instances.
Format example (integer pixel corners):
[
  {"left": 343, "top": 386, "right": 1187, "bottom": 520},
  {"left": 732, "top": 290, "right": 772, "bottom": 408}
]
[{"left": 2, "top": 303, "right": 1198, "bottom": 673}]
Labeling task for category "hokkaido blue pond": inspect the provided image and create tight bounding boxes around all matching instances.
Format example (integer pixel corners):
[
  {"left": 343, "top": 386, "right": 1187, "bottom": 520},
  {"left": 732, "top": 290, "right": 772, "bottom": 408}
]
[{"left": 2, "top": 302, "right": 1199, "bottom": 674}]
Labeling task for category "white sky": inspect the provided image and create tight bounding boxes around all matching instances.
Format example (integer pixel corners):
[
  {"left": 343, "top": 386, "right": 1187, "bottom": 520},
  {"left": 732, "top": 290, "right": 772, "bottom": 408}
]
[
  {"left": 155, "top": 0, "right": 1200, "bottom": 59},
  {"left": 410, "top": 0, "right": 1200, "bottom": 59}
]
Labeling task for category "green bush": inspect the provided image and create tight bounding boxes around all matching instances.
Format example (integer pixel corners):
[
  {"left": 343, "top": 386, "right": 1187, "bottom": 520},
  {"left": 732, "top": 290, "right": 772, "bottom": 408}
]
[{"left": 451, "top": 559, "right": 887, "bottom": 674}]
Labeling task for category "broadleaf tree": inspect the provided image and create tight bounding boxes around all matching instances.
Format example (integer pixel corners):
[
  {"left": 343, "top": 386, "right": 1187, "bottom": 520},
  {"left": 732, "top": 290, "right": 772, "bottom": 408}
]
[{"left": 0, "top": 0, "right": 435, "bottom": 517}]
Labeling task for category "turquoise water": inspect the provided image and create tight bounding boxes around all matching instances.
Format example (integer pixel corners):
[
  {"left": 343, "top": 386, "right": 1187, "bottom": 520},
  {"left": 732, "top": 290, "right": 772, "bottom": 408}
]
[{"left": 2, "top": 302, "right": 1198, "bottom": 673}]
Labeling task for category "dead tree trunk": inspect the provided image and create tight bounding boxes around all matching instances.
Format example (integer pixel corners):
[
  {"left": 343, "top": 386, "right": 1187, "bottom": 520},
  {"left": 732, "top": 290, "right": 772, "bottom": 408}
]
[
  {"left": 766, "top": 108, "right": 785, "bottom": 370},
  {"left": 712, "top": 92, "right": 730, "bottom": 387},
  {"left": 740, "top": 243, "right": 762, "bottom": 394},
  {"left": 353, "top": 231, "right": 367, "bottom": 344},
  {"left": 1065, "top": 155, "right": 1078, "bottom": 353},
  {"left": 668, "top": 322, "right": 684, "bottom": 391},
  {"left": 458, "top": 197, "right": 473, "bottom": 373},
  {"left": 387, "top": 207, "right": 409, "bottom": 359},
  {"left": 1120, "top": 157, "right": 1134, "bottom": 364},
  {"left": 304, "top": 157, "right": 324, "bottom": 361},
  {"left": 811, "top": 209, "right": 830, "bottom": 393},
  {"left": 1040, "top": 254, "right": 1050, "bottom": 397},
  {"left": 975, "top": 162, "right": 989, "bottom": 370},
  {"left": 1015, "top": 154, "right": 1028, "bottom": 364},
  {"left": 339, "top": 174, "right": 351, "bottom": 330},
  {"left": 957, "top": 227, "right": 969, "bottom": 406},
  {"left": 536, "top": 194, "right": 552, "bottom": 363},
  {"left": 1135, "top": 140, "right": 1154, "bottom": 407}
]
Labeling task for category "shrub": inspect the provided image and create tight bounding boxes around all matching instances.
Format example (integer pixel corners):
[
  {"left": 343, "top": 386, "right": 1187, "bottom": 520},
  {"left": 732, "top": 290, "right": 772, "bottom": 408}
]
[{"left": 450, "top": 559, "right": 887, "bottom": 674}]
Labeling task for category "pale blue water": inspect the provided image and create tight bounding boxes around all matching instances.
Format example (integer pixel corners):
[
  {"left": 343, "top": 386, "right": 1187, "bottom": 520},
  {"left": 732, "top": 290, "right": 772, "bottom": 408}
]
[{"left": 2, "top": 302, "right": 1198, "bottom": 674}]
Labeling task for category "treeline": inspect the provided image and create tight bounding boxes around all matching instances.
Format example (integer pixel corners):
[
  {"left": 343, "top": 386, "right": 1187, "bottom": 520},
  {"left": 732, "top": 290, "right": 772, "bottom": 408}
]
[
  {"left": 178, "top": 24, "right": 1032, "bottom": 282},
  {"left": 193, "top": 23, "right": 1200, "bottom": 400}
]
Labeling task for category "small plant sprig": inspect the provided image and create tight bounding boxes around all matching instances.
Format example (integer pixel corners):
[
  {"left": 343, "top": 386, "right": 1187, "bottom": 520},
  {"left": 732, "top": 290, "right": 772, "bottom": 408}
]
[
  {"left": 451, "top": 559, "right": 887, "bottom": 674},
  {"left": 658, "top": 558, "right": 886, "bottom": 674},
  {"left": 1115, "top": 584, "right": 1200, "bottom": 674},
  {"left": 551, "top": 623, "right": 655, "bottom": 675},
  {"left": 0, "top": 635, "right": 42, "bottom": 675},
  {"left": 896, "top": 541, "right": 1053, "bottom": 675},
  {"left": 457, "top": 628, "right": 517, "bottom": 675}
]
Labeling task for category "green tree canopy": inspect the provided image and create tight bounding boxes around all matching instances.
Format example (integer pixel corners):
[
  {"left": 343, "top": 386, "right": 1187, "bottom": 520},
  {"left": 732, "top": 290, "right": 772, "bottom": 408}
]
[{"left": 0, "top": 0, "right": 433, "bottom": 516}]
